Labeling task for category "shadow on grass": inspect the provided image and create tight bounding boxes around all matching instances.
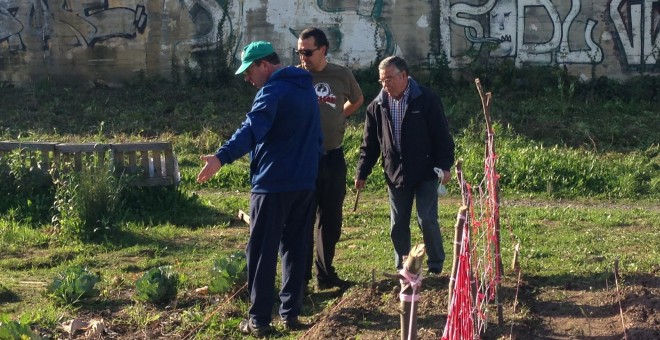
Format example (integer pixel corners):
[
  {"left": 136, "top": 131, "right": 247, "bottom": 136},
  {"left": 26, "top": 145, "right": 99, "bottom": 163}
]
[
  {"left": 0, "top": 286, "right": 20, "bottom": 303},
  {"left": 121, "top": 186, "right": 232, "bottom": 228}
]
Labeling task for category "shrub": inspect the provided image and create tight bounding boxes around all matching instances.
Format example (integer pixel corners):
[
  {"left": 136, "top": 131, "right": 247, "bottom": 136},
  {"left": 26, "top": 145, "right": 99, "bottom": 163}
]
[
  {"left": 46, "top": 265, "right": 100, "bottom": 305},
  {"left": 454, "top": 124, "right": 659, "bottom": 199},
  {"left": 0, "top": 151, "right": 54, "bottom": 225},
  {"left": 135, "top": 266, "right": 179, "bottom": 304},
  {"left": 51, "top": 162, "right": 127, "bottom": 241}
]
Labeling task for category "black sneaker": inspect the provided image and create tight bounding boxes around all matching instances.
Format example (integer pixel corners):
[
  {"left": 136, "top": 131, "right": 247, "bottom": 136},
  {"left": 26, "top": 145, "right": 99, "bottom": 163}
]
[
  {"left": 239, "top": 318, "right": 271, "bottom": 338},
  {"left": 317, "top": 275, "right": 351, "bottom": 290},
  {"left": 281, "top": 316, "right": 304, "bottom": 331},
  {"left": 427, "top": 268, "right": 442, "bottom": 276}
]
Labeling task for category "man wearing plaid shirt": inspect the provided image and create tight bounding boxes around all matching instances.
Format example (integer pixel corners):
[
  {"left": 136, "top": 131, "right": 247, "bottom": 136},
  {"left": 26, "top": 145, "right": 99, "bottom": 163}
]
[{"left": 355, "top": 56, "right": 455, "bottom": 275}]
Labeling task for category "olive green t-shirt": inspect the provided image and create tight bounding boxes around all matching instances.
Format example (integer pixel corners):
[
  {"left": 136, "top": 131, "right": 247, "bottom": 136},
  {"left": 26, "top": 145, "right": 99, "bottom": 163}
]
[{"left": 306, "top": 63, "right": 363, "bottom": 151}]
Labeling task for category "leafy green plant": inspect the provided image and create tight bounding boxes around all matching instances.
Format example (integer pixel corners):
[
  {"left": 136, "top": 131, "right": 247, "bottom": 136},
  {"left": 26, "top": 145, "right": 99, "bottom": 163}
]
[
  {"left": 0, "top": 151, "right": 54, "bottom": 225},
  {"left": 135, "top": 266, "right": 179, "bottom": 304},
  {"left": 46, "top": 265, "right": 100, "bottom": 305},
  {"left": 208, "top": 252, "right": 247, "bottom": 294},
  {"left": 51, "top": 161, "right": 127, "bottom": 241},
  {"left": 0, "top": 313, "right": 38, "bottom": 340}
]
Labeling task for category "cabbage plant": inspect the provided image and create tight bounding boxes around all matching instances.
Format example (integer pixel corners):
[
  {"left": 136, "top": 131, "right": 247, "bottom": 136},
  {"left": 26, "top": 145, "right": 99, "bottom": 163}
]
[
  {"left": 135, "top": 266, "right": 179, "bottom": 304},
  {"left": 208, "top": 251, "right": 247, "bottom": 294},
  {"left": 46, "top": 265, "right": 100, "bottom": 305}
]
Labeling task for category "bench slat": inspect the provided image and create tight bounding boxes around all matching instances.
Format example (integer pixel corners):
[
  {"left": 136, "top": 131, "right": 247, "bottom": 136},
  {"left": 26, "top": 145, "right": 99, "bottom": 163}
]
[
  {"left": 0, "top": 142, "right": 57, "bottom": 152},
  {"left": 112, "top": 142, "right": 172, "bottom": 152},
  {"left": 128, "top": 152, "right": 138, "bottom": 174},
  {"left": 1, "top": 141, "right": 178, "bottom": 187}
]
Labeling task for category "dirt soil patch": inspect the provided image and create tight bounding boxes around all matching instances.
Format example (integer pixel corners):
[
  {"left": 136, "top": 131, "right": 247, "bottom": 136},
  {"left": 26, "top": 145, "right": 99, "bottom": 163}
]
[
  {"left": 34, "top": 267, "right": 658, "bottom": 339},
  {"left": 298, "top": 269, "right": 659, "bottom": 340}
]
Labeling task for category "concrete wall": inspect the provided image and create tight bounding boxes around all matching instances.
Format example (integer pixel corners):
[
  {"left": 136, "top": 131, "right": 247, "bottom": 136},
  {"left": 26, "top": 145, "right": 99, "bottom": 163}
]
[{"left": 0, "top": 0, "right": 657, "bottom": 85}]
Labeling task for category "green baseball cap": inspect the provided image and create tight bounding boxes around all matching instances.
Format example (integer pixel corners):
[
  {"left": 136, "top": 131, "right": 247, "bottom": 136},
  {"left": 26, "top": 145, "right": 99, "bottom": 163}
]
[{"left": 235, "top": 41, "right": 275, "bottom": 75}]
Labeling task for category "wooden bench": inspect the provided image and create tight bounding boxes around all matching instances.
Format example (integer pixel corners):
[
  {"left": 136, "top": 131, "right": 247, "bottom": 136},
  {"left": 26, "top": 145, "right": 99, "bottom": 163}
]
[
  {"left": 0, "top": 141, "right": 58, "bottom": 170},
  {"left": 111, "top": 142, "right": 179, "bottom": 186},
  {"left": 0, "top": 141, "right": 179, "bottom": 187}
]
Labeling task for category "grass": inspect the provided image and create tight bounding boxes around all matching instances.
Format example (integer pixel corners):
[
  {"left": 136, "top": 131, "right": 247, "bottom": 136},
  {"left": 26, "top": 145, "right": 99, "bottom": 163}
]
[
  {"left": 1, "top": 191, "right": 658, "bottom": 338},
  {"left": 0, "top": 67, "right": 659, "bottom": 338}
]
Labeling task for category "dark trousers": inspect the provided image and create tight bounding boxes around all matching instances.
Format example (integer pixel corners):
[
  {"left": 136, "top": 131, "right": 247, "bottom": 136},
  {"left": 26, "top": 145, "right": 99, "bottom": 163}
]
[
  {"left": 306, "top": 148, "right": 347, "bottom": 282},
  {"left": 247, "top": 190, "right": 315, "bottom": 327},
  {"left": 387, "top": 179, "right": 445, "bottom": 271}
]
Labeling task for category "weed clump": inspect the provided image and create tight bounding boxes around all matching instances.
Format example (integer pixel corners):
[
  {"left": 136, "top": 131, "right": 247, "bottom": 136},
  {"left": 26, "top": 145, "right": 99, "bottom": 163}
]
[
  {"left": 0, "top": 151, "right": 54, "bottom": 226},
  {"left": 51, "top": 162, "right": 127, "bottom": 242}
]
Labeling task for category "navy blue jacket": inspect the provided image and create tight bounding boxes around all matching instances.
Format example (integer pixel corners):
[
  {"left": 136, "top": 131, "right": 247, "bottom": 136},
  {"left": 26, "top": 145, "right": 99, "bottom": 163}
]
[
  {"left": 215, "top": 66, "right": 322, "bottom": 193},
  {"left": 356, "top": 77, "right": 455, "bottom": 188}
]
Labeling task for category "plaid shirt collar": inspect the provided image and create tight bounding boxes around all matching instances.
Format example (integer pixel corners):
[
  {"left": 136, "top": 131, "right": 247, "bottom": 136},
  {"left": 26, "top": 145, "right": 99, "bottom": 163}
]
[{"left": 388, "top": 82, "right": 410, "bottom": 152}]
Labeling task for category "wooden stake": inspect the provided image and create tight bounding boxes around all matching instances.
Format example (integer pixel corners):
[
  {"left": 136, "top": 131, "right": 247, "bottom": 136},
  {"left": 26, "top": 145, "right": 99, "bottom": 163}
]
[
  {"left": 613, "top": 258, "right": 628, "bottom": 340},
  {"left": 237, "top": 210, "right": 250, "bottom": 224},
  {"left": 400, "top": 244, "right": 425, "bottom": 340},
  {"left": 447, "top": 205, "right": 468, "bottom": 310},
  {"left": 475, "top": 78, "right": 504, "bottom": 326},
  {"left": 352, "top": 189, "right": 361, "bottom": 212}
]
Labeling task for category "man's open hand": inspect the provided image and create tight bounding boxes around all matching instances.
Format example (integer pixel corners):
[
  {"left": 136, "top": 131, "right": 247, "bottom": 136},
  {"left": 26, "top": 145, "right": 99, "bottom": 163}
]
[{"left": 196, "top": 155, "right": 222, "bottom": 184}]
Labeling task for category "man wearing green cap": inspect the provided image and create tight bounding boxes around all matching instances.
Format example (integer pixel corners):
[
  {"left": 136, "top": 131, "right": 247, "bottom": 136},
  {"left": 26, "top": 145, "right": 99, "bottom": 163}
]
[{"left": 197, "top": 41, "right": 322, "bottom": 337}]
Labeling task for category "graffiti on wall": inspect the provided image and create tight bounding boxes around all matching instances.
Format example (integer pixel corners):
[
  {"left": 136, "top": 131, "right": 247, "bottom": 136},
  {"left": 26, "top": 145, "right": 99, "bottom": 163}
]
[
  {"left": 440, "top": 0, "right": 605, "bottom": 67},
  {"left": 0, "top": 0, "right": 147, "bottom": 52},
  {"left": 228, "top": 0, "right": 392, "bottom": 68},
  {"left": 609, "top": 0, "right": 660, "bottom": 66},
  {"left": 0, "top": 0, "right": 48, "bottom": 52},
  {"left": 1, "top": 0, "right": 658, "bottom": 84},
  {"left": 171, "top": 0, "right": 235, "bottom": 70},
  {"left": 0, "top": 6, "right": 23, "bottom": 51},
  {"left": 58, "top": 0, "right": 147, "bottom": 48},
  {"left": 284, "top": 0, "right": 393, "bottom": 67}
]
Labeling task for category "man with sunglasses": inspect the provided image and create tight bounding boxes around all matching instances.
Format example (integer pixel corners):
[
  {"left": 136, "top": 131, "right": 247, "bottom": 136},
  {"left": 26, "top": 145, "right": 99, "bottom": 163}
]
[
  {"left": 297, "top": 27, "right": 364, "bottom": 291},
  {"left": 197, "top": 41, "right": 322, "bottom": 337},
  {"left": 355, "top": 56, "right": 455, "bottom": 276}
]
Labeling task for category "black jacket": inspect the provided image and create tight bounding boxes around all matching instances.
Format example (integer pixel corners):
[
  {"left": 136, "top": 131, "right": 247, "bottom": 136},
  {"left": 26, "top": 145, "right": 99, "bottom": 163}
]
[{"left": 356, "top": 77, "right": 455, "bottom": 188}]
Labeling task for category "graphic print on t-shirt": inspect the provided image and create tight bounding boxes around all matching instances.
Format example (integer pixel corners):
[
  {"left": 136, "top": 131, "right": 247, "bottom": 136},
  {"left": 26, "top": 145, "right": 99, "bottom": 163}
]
[{"left": 314, "top": 82, "right": 337, "bottom": 109}]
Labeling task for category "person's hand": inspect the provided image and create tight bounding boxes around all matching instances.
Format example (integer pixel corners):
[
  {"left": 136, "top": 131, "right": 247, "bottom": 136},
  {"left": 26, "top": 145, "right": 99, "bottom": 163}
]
[
  {"left": 354, "top": 179, "right": 366, "bottom": 190},
  {"left": 197, "top": 155, "right": 222, "bottom": 184},
  {"left": 440, "top": 169, "right": 451, "bottom": 185}
]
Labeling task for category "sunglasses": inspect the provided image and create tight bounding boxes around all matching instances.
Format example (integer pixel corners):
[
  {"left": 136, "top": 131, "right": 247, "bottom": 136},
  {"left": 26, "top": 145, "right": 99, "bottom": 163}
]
[{"left": 295, "top": 47, "right": 320, "bottom": 57}]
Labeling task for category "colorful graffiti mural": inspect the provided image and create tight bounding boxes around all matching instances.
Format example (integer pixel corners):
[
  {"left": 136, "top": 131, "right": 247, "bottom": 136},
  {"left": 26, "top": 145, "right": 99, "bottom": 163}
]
[
  {"left": 441, "top": 0, "right": 605, "bottom": 67},
  {"left": 0, "top": 0, "right": 657, "bottom": 85},
  {"left": 609, "top": 0, "right": 660, "bottom": 65}
]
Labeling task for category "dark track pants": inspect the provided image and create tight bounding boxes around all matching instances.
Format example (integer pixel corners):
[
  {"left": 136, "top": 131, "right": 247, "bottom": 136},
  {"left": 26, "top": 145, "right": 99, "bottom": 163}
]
[
  {"left": 247, "top": 190, "right": 315, "bottom": 327},
  {"left": 306, "top": 148, "right": 347, "bottom": 282}
]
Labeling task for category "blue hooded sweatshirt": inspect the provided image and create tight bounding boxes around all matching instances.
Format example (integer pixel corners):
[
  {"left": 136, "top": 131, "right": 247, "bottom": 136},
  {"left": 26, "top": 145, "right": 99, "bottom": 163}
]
[{"left": 215, "top": 66, "right": 322, "bottom": 193}]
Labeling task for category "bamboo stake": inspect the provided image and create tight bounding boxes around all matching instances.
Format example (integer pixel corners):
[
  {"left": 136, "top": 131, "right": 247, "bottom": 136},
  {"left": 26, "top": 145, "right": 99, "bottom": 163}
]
[
  {"left": 400, "top": 244, "right": 425, "bottom": 340},
  {"left": 509, "top": 243, "right": 521, "bottom": 340},
  {"left": 452, "top": 158, "right": 478, "bottom": 333},
  {"left": 613, "top": 259, "right": 628, "bottom": 340},
  {"left": 447, "top": 205, "right": 468, "bottom": 310},
  {"left": 449, "top": 159, "right": 470, "bottom": 308},
  {"left": 475, "top": 78, "right": 504, "bottom": 326}
]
